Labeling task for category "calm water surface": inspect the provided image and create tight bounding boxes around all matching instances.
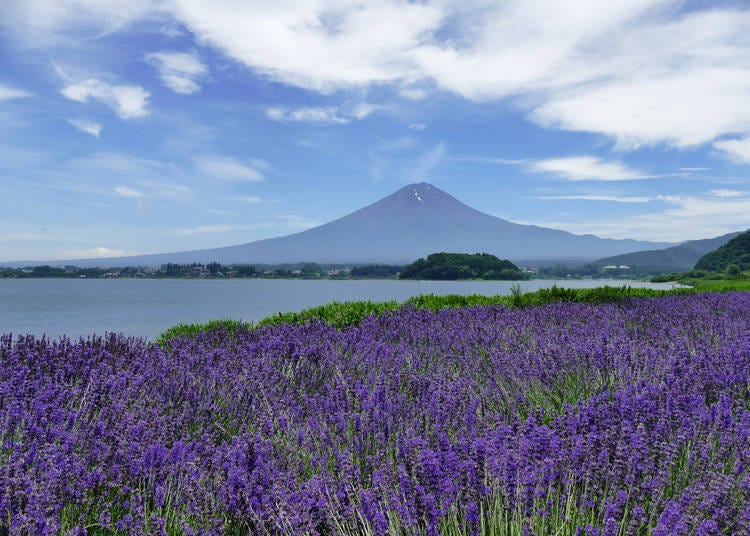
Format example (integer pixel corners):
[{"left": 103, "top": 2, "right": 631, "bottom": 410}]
[{"left": 0, "top": 278, "right": 682, "bottom": 340}]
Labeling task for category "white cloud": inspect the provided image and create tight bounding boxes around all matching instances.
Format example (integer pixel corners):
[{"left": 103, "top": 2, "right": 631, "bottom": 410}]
[
  {"left": 141, "top": 181, "right": 192, "bottom": 201},
  {"left": 56, "top": 246, "right": 139, "bottom": 259},
  {"left": 10, "top": 2, "right": 750, "bottom": 151},
  {"left": 0, "top": 0, "right": 162, "bottom": 47},
  {"left": 239, "top": 196, "right": 262, "bottom": 203},
  {"left": 351, "top": 102, "right": 381, "bottom": 119},
  {"left": 456, "top": 156, "right": 530, "bottom": 165},
  {"left": 375, "top": 136, "right": 418, "bottom": 153},
  {"left": 61, "top": 79, "right": 150, "bottom": 119},
  {"left": 709, "top": 189, "right": 744, "bottom": 198},
  {"left": 173, "top": 223, "right": 272, "bottom": 235},
  {"left": 527, "top": 192, "right": 750, "bottom": 242},
  {"left": 196, "top": 156, "right": 265, "bottom": 182},
  {"left": 114, "top": 185, "right": 145, "bottom": 198},
  {"left": 276, "top": 214, "right": 319, "bottom": 230},
  {"left": 415, "top": 4, "right": 750, "bottom": 148},
  {"left": 173, "top": 216, "right": 317, "bottom": 236},
  {"left": 145, "top": 51, "right": 207, "bottom": 94},
  {"left": 530, "top": 156, "right": 652, "bottom": 181},
  {"left": 171, "top": 0, "right": 441, "bottom": 92},
  {"left": 532, "top": 68, "right": 750, "bottom": 149},
  {"left": 102, "top": 181, "right": 192, "bottom": 201},
  {"left": 537, "top": 194, "right": 651, "bottom": 203},
  {"left": 410, "top": 142, "right": 446, "bottom": 181},
  {"left": 0, "top": 84, "right": 31, "bottom": 100},
  {"left": 67, "top": 151, "right": 180, "bottom": 175},
  {"left": 266, "top": 106, "right": 348, "bottom": 125},
  {"left": 67, "top": 118, "right": 102, "bottom": 138},
  {"left": 159, "top": 24, "right": 186, "bottom": 38},
  {"left": 713, "top": 136, "right": 750, "bottom": 164},
  {"left": 265, "top": 102, "right": 379, "bottom": 125},
  {"left": 399, "top": 88, "right": 428, "bottom": 101}
]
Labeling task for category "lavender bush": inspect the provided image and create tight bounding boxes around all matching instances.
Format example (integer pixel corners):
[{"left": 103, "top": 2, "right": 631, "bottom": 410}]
[{"left": 1, "top": 293, "right": 748, "bottom": 535}]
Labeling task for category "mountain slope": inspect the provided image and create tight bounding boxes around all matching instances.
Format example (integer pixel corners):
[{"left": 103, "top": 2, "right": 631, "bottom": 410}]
[
  {"left": 593, "top": 231, "right": 744, "bottom": 273},
  {"left": 10, "top": 183, "right": 671, "bottom": 267},
  {"left": 694, "top": 230, "right": 750, "bottom": 271}
]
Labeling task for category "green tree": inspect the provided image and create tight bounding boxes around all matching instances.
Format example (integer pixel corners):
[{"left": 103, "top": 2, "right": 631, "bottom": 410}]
[{"left": 400, "top": 252, "right": 527, "bottom": 281}]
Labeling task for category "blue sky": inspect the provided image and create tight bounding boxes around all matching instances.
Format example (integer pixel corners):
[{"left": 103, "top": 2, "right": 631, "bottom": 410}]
[{"left": 1, "top": 0, "right": 750, "bottom": 262}]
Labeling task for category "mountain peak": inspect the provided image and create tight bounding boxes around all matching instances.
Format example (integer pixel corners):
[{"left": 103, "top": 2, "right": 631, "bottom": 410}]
[
  {"left": 390, "top": 182, "right": 455, "bottom": 207},
  {"left": 20, "top": 182, "right": 674, "bottom": 267}
]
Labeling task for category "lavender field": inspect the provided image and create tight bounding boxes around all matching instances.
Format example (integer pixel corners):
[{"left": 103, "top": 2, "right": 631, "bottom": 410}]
[{"left": 1, "top": 293, "right": 749, "bottom": 535}]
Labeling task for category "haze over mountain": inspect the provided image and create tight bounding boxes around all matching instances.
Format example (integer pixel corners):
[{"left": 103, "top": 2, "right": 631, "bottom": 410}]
[
  {"left": 9, "top": 183, "right": 672, "bottom": 268},
  {"left": 593, "top": 231, "right": 745, "bottom": 273}
]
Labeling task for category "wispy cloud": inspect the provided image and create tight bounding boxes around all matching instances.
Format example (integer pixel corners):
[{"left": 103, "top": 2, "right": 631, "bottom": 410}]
[
  {"left": 114, "top": 185, "right": 145, "bottom": 198},
  {"left": 56, "top": 246, "right": 139, "bottom": 259},
  {"left": 61, "top": 79, "right": 150, "bottom": 119},
  {"left": 530, "top": 156, "right": 653, "bottom": 181},
  {"left": 145, "top": 51, "right": 208, "bottom": 94},
  {"left": 239, "top": 196, "right": 263, "bottom": 203},
  {"left": 0, "top": 84, "right": 30, "bottom": 100},
  {"left": 265, "top": 103, "right": 380, "bottom": 125},
  {"left": 410, "top": 142, "right": 446, "bottom": 181},
  {"left": 172, "top": 223, "right": 272, "bottom": 235},
  {"left": 266, "top": 106, "right": 347, "bottom": 125},
  {"left": 276, "top": 214, "right": 319, "bottom": 230},
  {"left": 172, "top": 214, "right": 318, "bottom": 236},
  {"left": 456, "top": 156, "right": 530, "bottom": 165},
  {"left": 67, "top": 118, "right": 102, "bottom": 138},
  {"left": 67, "top": 152, "right": 180, "bottom": 176},
  {"left": 708, "top": 189, "right": 744, "bottom": 198},
  {"left": 525, "top": 191, "right": 750, "bottom": 242},
  {"left": 537, "top": 194, "right": 651, "bottom": 203},
  {"left": 141, "top": 182, "right": 192, "bottom": 201},
  {"left": 399, "top": 88, "right": 428, "bottom": 101},
  {"left": 113, "top": 180, "right": 193, "bottom": 201},
  {"left": 196, "top": 156, "right": 265, "bottom": 182},
  {"left": 713, "top": 136, "right": 750, "bottom": 164}
]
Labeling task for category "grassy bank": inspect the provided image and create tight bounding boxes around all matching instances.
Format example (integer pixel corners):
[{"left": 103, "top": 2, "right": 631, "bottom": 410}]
[
  {"left": 687, "top": 279, "right": 750, "bottom": 292},
  {"left": 156, "top": 284, "right": 698, "bottom": 345}
]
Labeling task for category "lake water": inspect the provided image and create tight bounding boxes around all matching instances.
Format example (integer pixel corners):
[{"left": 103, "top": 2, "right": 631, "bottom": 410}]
[{"left": 0, "top": 278, "right": 683, "bottom": 340}]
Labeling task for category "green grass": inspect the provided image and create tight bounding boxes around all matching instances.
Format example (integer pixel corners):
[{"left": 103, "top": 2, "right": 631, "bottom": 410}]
[
  {"left": 156, "top": 285, "right": 703, "bottom": 345},
  {"left": 254, "top": 299, "right": 401, "bottom": 330},
  {"left": 156, "top": 318, "right": 250, "bottom": 347},
  {"left": 689, "top": 279, "right": 750, "bottom": 292}
]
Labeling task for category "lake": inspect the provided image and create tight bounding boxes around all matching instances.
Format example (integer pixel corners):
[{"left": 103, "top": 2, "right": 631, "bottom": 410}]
[{"left": 0, "top": 278, "right": 683, "bottom": 340}]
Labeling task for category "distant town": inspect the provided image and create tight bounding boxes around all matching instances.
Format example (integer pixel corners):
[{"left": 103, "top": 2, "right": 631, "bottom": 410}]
[
  {"left": 0, "top": 259, "right": 639, "bottom": 280},
  {"left": 0, "top": 262, "right": 373, "bottom": 280}
]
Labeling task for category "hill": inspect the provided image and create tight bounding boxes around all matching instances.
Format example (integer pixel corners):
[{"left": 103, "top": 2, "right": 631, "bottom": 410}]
[
  {"left": 399, "top": 253, "right": 527, "bottom": 280},
  {"left": 694, "top": 230, "right": 750, "bottom": 272},
  {"left": 4, "top": 183, "right": 671, "bottom": 267},
  {"left": 592, "top": 231, "right": 743, "bottom": 274}
]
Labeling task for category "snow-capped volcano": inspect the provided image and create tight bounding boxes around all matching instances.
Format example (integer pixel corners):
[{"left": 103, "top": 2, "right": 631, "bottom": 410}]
[{"left": 18, "top": 182, "right": 671, "bottom": 267}]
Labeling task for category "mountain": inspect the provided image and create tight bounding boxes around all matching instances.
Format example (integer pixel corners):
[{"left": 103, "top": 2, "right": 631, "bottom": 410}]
[
  {"left": 593, "top": 231, "right": 744, "bottom": 273},
  {"left": 8, "top": 183, "right": 671, "bottom": 267},
  {"left": 694, "top": 230, "right": 750, "bottom": 272}
]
